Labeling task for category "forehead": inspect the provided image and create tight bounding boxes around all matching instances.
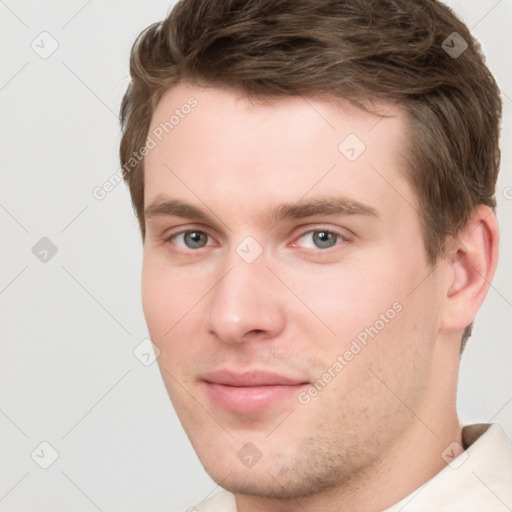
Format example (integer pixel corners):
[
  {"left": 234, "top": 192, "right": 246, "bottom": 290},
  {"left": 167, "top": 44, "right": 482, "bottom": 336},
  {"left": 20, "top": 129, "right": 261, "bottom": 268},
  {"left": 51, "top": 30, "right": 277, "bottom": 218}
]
[{"left": 144, "top": 83, "right": 417, "bottom": 226}]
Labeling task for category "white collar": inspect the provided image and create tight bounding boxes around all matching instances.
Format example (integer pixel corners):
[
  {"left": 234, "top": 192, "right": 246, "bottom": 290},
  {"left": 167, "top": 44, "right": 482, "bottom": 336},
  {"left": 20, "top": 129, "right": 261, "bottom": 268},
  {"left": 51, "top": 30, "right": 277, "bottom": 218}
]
[{"left": 384, "top": 423, "right": 512, "bottom": 511}]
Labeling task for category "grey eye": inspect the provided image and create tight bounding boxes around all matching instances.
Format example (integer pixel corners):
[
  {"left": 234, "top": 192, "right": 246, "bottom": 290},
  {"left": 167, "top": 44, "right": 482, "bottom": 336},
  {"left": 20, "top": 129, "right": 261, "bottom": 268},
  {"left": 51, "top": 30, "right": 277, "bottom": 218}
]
[
  {"left": 312, "top": 231, "right": 338, "bottom": 249},
  {"left": 179, "top": 231, "right": 209, "bottom": 249}
]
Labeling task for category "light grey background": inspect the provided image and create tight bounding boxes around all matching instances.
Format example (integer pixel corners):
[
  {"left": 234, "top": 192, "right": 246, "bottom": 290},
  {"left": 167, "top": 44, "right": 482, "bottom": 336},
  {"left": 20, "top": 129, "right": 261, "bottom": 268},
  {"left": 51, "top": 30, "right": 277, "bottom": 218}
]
[{"left": 1, "top": 1, "right": 511, "bottom": 511}]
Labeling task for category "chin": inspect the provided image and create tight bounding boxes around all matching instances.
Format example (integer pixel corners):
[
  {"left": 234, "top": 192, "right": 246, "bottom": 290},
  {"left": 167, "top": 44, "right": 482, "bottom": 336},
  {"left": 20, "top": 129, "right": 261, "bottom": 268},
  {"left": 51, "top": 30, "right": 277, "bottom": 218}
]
[{"left": 198, "top": 445, "right": 346, "bottom": 501}]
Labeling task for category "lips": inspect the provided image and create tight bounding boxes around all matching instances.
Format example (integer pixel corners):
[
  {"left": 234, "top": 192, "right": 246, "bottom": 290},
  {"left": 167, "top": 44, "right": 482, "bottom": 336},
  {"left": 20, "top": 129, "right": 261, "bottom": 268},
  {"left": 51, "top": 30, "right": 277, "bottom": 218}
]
[{"left": 201, "top": 370, "right": 309, "bottom": 414}]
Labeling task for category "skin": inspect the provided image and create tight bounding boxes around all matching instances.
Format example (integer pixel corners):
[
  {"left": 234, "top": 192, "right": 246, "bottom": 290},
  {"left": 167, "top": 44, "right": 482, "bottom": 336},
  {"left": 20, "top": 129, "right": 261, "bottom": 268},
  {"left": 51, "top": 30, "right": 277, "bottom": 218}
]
[{"left": 141, "top": 83, "right": 498, "bottom": 512}]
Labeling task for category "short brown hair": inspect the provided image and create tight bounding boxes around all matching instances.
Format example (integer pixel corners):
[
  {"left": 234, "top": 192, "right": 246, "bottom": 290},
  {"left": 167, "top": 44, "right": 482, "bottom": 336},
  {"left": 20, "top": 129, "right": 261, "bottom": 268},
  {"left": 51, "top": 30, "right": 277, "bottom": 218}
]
[{"left": 120, "top": 0, "right": 502, "bottom": 348}]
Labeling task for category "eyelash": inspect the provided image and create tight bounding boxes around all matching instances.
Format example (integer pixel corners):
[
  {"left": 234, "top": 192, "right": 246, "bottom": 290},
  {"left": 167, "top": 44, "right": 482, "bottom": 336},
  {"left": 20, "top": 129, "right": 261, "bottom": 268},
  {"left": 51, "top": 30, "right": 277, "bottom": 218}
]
[{"left": 163, "top": 227, "right": 348, "bottom": 253}]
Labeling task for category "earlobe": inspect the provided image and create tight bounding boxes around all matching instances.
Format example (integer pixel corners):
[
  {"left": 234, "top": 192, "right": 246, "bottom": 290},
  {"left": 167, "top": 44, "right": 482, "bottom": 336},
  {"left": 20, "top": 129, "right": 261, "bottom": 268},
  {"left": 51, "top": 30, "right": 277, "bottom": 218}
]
[{"left": 440, "top": 205, "right": 499, "bottom": 332}]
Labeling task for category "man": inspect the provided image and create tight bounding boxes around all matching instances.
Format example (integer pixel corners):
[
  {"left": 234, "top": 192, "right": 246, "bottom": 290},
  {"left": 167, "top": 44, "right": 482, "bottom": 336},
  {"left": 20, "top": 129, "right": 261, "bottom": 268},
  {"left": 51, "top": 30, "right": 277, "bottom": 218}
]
[{"left": 120, "top": 0, "right": 512, "bottom": 510}]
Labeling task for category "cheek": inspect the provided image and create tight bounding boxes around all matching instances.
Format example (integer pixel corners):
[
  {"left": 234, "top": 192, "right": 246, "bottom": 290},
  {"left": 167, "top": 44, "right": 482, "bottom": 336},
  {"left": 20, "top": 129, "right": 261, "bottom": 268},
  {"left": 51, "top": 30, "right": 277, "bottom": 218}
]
[
  {"left": 142, "top": 259, "right": 194, "bottom": 349},
  {"left": 279, "top": 258, "right": 403, "bottom": 343},
  {"left": 282, "top": 249, "right": 437, "bottom": 368},
  {"left": 141, "top": 256, "right": 217, "bottom": 376},
  {"left": 141, "top": 261, "right": 171, "bottom": 337}
]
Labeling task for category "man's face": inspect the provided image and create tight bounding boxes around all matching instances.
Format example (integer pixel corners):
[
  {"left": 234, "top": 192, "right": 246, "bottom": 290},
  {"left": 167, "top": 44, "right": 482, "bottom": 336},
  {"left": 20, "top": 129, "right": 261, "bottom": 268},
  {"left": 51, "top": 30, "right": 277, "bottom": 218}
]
[{"left": 142, "top": 84, "right": 446, "bottom": 498}]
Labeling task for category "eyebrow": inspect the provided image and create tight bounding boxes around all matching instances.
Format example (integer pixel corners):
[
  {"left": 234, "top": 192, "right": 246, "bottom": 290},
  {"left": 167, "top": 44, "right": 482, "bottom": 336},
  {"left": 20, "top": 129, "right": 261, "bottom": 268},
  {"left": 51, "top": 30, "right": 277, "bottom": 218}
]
[
  {"left": 144, "top": 196, "right": 379, "bottom": 226},
  {"left": 145, "top": 199, "right": 212, "bottom": 222},
  {"left": 269, "top": 197, "right": 378, "bottom": 223}
]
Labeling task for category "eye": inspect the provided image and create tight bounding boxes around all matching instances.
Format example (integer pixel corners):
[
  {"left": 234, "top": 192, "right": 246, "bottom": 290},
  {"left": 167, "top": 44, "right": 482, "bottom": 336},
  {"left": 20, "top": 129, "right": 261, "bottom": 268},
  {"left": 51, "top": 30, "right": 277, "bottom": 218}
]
[
  {"left": 294, "top": 230, "right": 344, "bottom": 250},
  {"left": 169, "top": 230, "right": 213, "bottom": 250}
]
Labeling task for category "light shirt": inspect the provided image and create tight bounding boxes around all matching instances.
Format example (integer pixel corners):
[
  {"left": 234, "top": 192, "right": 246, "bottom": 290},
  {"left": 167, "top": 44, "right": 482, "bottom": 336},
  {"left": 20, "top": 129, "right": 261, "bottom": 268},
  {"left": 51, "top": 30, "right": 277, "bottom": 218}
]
[{"left": 187, "top": 423, "right": 512, "bottom": 511}]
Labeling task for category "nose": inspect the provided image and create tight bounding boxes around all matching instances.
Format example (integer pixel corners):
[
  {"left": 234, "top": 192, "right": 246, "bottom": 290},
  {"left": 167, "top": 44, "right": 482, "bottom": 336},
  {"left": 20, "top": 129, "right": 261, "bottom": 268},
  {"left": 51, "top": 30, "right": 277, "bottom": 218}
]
[{"left": 206, "top": 254, "right": 286, "bottom": 344}]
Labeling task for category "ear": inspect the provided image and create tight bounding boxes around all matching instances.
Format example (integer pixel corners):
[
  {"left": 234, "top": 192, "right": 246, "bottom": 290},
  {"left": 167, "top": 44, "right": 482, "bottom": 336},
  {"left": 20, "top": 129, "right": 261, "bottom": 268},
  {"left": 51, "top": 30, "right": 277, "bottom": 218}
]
[{"left": 440, "top": 205, "right": 499, "bottom": 333}]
